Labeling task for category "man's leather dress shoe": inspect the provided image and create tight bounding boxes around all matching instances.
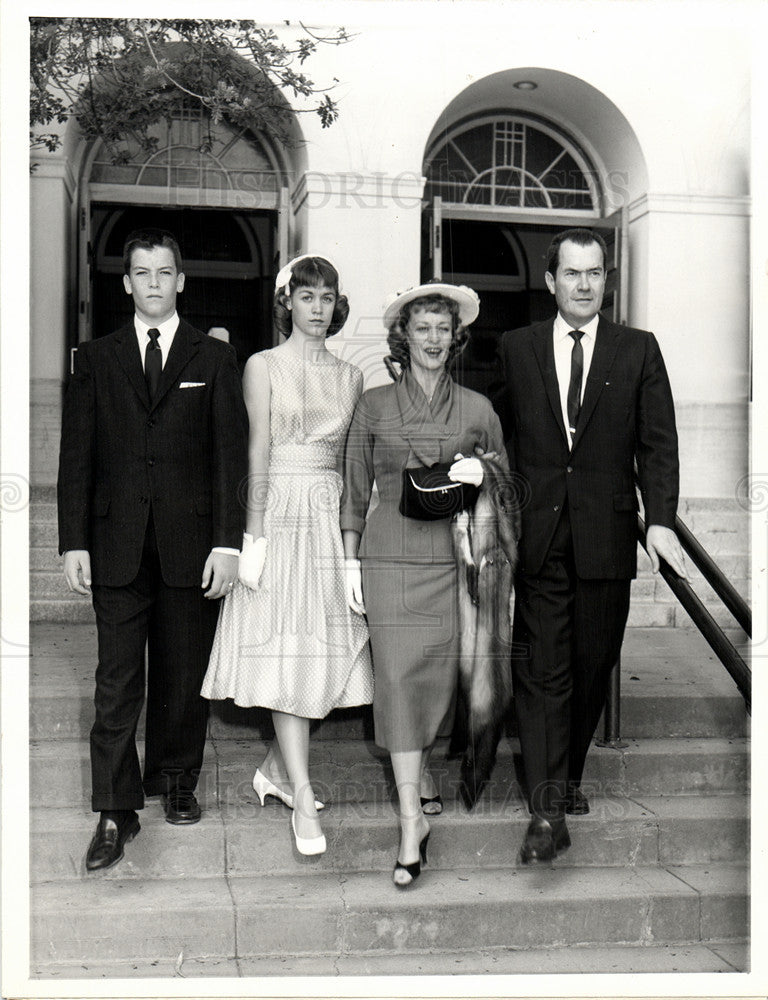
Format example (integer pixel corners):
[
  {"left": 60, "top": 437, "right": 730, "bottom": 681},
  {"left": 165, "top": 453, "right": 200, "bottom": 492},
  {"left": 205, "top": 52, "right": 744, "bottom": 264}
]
[
  {"left": 566, "top": 787, "right": 590, "bottom": 815},
  {"left": 162, "top": 790, "right": 201, "bottom": 825},
  {"left": 85, "top": 812, "right": 140, "bottom": 872},
  {"left": 519, "top": 816, "right": 571, "bottom": 865}
]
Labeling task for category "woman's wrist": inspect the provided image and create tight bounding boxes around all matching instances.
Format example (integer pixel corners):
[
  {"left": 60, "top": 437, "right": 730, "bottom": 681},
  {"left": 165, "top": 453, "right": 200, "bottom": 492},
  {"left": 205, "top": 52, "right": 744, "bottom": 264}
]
[{"left": 243, "top": 532, "right": 266, "bottom": 547}]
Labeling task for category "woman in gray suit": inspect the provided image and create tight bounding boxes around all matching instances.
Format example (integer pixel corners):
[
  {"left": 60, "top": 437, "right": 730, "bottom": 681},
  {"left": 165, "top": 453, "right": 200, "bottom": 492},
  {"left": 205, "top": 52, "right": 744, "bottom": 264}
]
[{"left": 341, "top": 281, "right": 506, "bottom": 887}]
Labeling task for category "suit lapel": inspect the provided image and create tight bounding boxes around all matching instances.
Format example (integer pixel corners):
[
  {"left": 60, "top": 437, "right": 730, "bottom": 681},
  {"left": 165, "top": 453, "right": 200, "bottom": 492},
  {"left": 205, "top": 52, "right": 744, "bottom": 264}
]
[
  {"left": 570, "top": 315, "right": 620, "bottom": 451},
  {"left": 530, "top": 321, "right": 569, "bottom": 447},
  {"left": 113, "top": 323, "right": 151, "bottom": 410},
  {"left": 151, "top": 320, "right": 202, "bottom": 411}
]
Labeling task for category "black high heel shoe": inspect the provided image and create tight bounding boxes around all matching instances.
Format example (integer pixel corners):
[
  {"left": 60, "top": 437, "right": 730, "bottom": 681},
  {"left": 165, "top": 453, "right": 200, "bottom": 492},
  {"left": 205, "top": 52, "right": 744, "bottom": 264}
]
[
  {"left": 393, "top": 831, "right": 430, "bottom": 888},
  {"left": 420, "top": 794, "right": 443, "bottom": 816}
]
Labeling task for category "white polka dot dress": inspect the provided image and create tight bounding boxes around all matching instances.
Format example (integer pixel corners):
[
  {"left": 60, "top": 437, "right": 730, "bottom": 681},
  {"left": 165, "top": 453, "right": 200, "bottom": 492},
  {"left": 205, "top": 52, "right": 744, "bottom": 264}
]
[{"left": 202, "top": 348, "right": 373, "bottom": 716}]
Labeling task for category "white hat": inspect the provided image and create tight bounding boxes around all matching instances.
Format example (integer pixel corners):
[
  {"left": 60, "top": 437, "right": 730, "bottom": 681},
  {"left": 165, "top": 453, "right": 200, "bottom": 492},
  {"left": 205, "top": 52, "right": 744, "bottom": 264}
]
[
  {"left": 274, "top": 254, "right": 342, "bottom": 296},
  {"left": 382, "top": 282, "right": 480, "bottom": 330}
]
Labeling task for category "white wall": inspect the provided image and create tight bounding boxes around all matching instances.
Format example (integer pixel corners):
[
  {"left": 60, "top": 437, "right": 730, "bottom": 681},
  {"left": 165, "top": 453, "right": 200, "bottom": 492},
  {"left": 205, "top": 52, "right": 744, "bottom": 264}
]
[{"left": 295, "top": 3, "right": 750, "bottom": 197}]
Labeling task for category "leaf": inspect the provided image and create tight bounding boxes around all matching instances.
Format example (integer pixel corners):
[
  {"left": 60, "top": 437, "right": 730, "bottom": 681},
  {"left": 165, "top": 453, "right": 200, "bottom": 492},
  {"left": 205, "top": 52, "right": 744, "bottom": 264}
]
[{"left": 30, "top": 17, "right": 348, "bottom": 155}]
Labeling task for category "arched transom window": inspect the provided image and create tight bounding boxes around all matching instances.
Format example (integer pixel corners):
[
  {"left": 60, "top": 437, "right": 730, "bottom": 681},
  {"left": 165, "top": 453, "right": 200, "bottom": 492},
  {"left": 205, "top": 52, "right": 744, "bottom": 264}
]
[
  {"left": 424, "top": 115, "right": 600, "bottom": 213},
  {"left": 89, "top": 102, "right": 286, "bottom": 201}
]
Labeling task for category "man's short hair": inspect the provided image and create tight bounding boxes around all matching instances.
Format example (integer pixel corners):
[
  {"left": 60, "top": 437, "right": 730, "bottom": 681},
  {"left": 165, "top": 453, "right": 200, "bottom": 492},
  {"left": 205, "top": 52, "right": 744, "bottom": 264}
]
[
  {"left": 123, "top": 229, "right": 183, "bottom": 274},
  {"left": 545, "top": 228, "right": 607, "bottom": 276}
]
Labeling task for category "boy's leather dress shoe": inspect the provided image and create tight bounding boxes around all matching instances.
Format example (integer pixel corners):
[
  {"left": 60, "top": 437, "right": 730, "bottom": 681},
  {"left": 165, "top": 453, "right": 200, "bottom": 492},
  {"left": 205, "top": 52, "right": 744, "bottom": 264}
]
[
  {"left": 162, "top": 790, "right": 201, "bottom": 825},
  {"left": 85, "top": 812, "right": 140, "bottom": 872},
  {"left": 519, "top": 816, "right": 571, "bottom": 865}
]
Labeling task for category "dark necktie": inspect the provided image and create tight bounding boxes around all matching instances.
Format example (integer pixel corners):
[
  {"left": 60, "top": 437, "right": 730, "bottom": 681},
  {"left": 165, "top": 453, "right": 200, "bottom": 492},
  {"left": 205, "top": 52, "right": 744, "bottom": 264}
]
[
  {"left": 567, "top": 330, "right": 585, "bottom": 437},
  {"left": 145, "top": 328, "right": 162, "bottom": 400}
]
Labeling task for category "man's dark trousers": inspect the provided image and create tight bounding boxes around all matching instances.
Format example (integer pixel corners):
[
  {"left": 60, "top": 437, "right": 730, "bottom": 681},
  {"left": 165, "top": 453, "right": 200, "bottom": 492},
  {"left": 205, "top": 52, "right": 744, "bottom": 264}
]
[
  {"left": 512, "top": 501, "right": 631, "bottom": 821},
  {"left": 89, "top": 509, "right": 221, "bottom": 812}
]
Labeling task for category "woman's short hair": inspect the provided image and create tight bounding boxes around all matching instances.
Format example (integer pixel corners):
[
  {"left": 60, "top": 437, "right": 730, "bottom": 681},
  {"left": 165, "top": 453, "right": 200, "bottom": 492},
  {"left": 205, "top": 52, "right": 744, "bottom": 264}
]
[
  {"left": 385, "top": 294, "right": 469, "bottom": 376},
  {"left": 273, "top": 256, "right": 349, "bottom": 338}
]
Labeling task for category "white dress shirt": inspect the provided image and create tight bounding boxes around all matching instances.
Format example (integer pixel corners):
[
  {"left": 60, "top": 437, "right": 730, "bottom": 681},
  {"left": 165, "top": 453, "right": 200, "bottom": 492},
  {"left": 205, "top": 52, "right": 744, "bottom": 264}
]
[
  {"left": 553, "top": 312, "right": 599, "bottom": 447},
  {"left": 134, "top": 313, "right": 179, "bottom": 369},
  {"left": 134, "top": 312, "right": 240, "bottom": 558}
]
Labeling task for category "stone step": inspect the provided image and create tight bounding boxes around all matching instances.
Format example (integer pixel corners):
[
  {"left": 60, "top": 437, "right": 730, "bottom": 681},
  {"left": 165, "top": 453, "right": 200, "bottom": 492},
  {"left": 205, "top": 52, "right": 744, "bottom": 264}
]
[
  {"left": 29, "top": 568, "right": 750, "bottom": 612},
  {"left": 672, "top": 602, "right": 751, "bottom": 631},
  {"left": 631, "top": 575, "right": 751, "bottom": 607},
  {"left": 636, "top": 550, "right": 750, "bottom": 582},
  {"left": 29, "top": 546, "right": 752, "bottom": 585},
  {"left": 29, "top": 735, "right": 749, "bottom": 810},
  {"left": 29, "top": 679, "right": 747, "bottom": 741},
  {"left": 31, "top": 570, "right": 72, "bottom": 600},
  {"left": 30, "top": 547, "right": 58, "bottom": 570},
  {"left": 680, "top": 514, "right": 750, "bottom": 555},
  {"left": 31, "top": 597, "right": 750, "bottom": 629},
  {"left": 30, "top": 939, "right": 749, "bottom": 978},
  {"left": 29, "top": 624, "right": 748, "bottom": 741},
  {"left": 627, "top": 602, "right": 749, "bottom": 631},
  {"left": 30, "top": 793, "right": 748, "bottom": 884},
  {"left": 31, "top": 574, "right": 751, "bottom": 627},
  {"left": 30, "top": 864, "right": 748, "bottom": 965},
  {"left": 32, "top": 599, "right": 95, "bottom": 624},
  {"left": 29, "top": 520, "right": 59, "bottom": 548},
  {"left": 31, "top": 495, "right": 750, "bottom": 541}
]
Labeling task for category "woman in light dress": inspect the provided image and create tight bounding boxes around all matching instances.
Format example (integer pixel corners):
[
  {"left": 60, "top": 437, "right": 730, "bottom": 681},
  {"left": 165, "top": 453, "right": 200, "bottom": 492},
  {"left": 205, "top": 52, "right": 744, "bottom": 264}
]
[{"left": 202, "top": 255, "right": 373, "bottom": 855}]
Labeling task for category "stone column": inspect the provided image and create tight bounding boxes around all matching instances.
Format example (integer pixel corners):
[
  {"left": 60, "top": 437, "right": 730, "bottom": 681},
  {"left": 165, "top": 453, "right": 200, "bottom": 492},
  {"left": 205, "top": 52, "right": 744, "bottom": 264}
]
[
  {"left": 629, "top": 193, "right": 750, "bottom": 498},
  {"left": 290, "top": 171, "right": 425, "bottom": 387},
  {"left": 30, "top": 157, "right": 76, "bottom": 486}
]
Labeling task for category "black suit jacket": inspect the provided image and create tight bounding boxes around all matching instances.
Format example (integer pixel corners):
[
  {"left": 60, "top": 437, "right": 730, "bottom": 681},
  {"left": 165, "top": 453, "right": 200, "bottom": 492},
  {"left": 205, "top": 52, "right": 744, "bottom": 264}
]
[
  {"left": 491, "top": 316, "right": 679, "bottom": 580},
  {"left": 57, "top": 320, "right": 249, "bottom": 587}
]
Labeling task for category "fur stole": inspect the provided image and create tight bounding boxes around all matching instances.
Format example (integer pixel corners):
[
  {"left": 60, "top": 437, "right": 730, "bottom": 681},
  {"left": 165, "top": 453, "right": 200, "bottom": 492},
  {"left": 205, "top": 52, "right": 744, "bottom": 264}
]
[{"left": 450, "top": 456, "right": 521, "bottom": 809}]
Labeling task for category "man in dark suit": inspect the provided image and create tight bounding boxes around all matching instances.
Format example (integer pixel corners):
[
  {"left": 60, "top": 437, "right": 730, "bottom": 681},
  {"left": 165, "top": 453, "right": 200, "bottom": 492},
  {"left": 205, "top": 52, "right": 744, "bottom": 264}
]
[
  {"left": 58, "top": 229, "right": 248, "bottom": 871},
  {"left": 492, "top": 228, "right": 687, "bottom": 863}
]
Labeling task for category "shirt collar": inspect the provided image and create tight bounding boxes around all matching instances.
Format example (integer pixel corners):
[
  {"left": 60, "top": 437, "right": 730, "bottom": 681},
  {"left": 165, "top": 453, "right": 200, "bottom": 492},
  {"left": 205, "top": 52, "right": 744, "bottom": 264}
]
[
  {"left": 134, "top": 312, "right": 180, "bottom": 339},
  {"left": 553, "top": 312, "right": 600, "bottom": 341}
]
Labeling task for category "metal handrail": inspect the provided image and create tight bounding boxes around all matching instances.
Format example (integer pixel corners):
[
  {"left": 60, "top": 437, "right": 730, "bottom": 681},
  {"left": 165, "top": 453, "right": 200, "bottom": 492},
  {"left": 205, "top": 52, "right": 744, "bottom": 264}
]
[
  {"left": 673, "top": 515, "right": 751, "bottom": 635},
  {"left": 632, "top": 469, "right": 751, "bottom": 637},
  {"left": 601, "top": 512, "right": 751, "bottom": 743},
  {"left": 636, "top": 513, "right": 750, "bottom": 710}
]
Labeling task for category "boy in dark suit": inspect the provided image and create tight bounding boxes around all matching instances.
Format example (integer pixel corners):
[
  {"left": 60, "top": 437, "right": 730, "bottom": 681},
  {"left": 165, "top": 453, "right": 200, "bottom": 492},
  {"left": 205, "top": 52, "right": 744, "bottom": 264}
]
[
  {"left": 58, "top": 229, "right": 248, "bottom": 871},
  {"left": 492, "top": 228, "right": 688, "bottom": 863}
]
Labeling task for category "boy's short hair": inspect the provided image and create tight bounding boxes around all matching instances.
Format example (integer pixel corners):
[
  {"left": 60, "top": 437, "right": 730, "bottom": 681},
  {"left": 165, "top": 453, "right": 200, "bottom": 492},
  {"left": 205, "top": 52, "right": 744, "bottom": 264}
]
[{"left": 123, "top": 229, "right": 183, "bottom": 274}]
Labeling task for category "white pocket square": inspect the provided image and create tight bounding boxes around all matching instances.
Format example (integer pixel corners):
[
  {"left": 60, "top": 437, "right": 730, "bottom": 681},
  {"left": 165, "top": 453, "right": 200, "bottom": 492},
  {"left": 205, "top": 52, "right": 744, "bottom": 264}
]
[{"left": 179, "top": 381, "right": 206, "bottom": 388}]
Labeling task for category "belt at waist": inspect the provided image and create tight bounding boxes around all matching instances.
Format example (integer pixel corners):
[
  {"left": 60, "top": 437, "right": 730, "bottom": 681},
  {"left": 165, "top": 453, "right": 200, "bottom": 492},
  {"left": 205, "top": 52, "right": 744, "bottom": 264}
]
[{"left": 269, "top": 444, "right": 338, "bottom": 471}]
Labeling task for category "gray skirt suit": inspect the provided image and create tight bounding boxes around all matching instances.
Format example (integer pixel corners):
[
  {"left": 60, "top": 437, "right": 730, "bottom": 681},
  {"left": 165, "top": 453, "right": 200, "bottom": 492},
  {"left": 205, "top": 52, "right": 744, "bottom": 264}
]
[{"left": 341, "top": 370, "right": 506, "bottom": 751}]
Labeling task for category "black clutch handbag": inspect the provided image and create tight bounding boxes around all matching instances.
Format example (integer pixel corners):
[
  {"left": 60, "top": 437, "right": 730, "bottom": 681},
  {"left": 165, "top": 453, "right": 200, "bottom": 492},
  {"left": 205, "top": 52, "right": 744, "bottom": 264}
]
[{"left": 399, "top": 463, "right": 480, "bottom": 521}]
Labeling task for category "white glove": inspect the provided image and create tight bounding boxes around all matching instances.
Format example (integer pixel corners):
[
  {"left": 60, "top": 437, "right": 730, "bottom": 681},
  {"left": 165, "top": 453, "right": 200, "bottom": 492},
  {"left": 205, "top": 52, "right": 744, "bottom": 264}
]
[
  {"left": 239, "top": 533, "right": 267, "bottom": 590},
  {"left": 344, "top": 557, "right": 366, "bottom": 616},
  {"left": 448, "top": 455, "right": 484, "bottom": 487}
]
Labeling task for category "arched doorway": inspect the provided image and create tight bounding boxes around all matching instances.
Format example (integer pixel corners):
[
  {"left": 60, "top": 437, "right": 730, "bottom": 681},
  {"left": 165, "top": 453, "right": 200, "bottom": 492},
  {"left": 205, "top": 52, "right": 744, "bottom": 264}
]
[
  {"left": 74, "top": 102, "right": 293, "bottom": 369},
  {"left": 422, "top": 108, "right": 628, "bottom": 397},
  {"left": 91, "top": 205, "right": 274, "bottom": 370}
]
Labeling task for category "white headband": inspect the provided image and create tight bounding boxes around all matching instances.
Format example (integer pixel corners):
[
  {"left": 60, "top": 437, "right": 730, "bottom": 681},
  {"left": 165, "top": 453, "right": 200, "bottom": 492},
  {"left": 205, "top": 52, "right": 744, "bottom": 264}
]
[{"left": 274, "top": 253, "right": 343, "bottom": 296}]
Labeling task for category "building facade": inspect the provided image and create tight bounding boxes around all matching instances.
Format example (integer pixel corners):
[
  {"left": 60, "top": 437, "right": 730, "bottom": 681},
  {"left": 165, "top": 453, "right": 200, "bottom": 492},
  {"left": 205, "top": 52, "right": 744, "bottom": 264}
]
[{"left": 30, "top": 6, "right": 751, "bottom": 501}]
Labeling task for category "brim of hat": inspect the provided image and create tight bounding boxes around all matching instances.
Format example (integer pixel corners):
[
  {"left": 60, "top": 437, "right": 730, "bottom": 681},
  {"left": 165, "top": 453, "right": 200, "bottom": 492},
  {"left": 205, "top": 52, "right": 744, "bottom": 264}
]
[{"left": 382, "top": 283, "right": 480, "bottom": 329}]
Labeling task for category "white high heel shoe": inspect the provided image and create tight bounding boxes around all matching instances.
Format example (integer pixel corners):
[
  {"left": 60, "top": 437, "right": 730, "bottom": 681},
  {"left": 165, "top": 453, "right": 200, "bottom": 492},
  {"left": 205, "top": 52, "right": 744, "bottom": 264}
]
[
  {"left": 291, "top": 809, "right": 326, "bottom": 856},
  {"left": 252, "top": 769, "right": 325, "bottom": 811}
]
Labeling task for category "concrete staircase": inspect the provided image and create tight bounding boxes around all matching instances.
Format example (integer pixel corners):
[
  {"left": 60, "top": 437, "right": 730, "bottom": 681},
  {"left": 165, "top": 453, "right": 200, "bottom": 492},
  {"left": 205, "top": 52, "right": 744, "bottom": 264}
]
[
  {"left": 30, "top": 623, "right": 749, "bottom": 979},
  {"left": 31, "top": 486, "right": 750, "bottom": 629}
]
